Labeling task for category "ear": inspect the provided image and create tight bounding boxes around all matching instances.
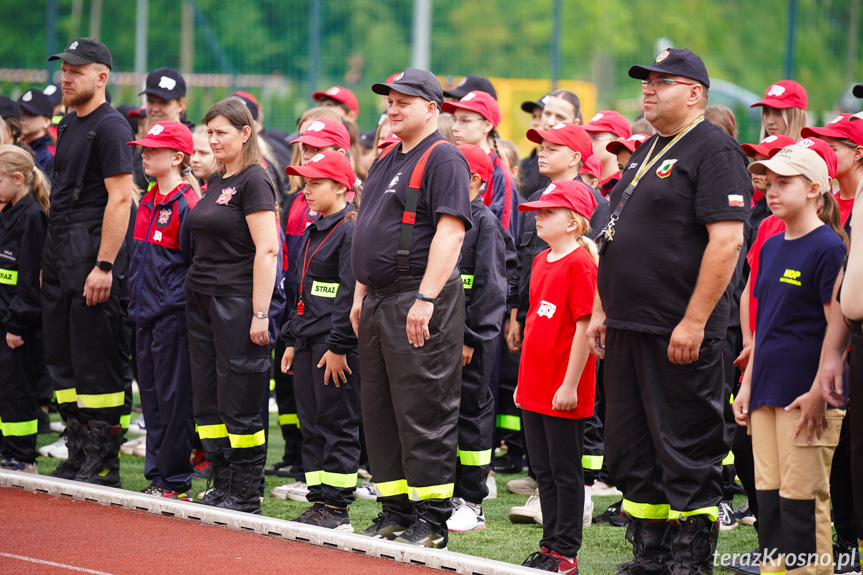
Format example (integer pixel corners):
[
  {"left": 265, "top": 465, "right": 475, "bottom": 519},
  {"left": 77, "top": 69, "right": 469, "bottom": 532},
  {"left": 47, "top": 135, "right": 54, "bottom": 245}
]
[
  {"left": 854, "top": 145, "right": 863, "bottom": 163},
  {"left": 177, "top": 97, "right": 187, "bottom": 115},
  {"left": 688, "top": 84, "right": 704, "bottom": 107},
  {"left": 809, "top": 181, "right": 822, "bottom": 199},
  {"left": 569, "top": 151, "right": 582, "bottom": 169},
  {"left": 172, "top": 151, "right": 184, "bottom": 168},
  {"left": 241, "top": 125, "right": 252, "bottom": 142},
  {"left": 12, "top": 172, "right": 25, "bottom": 186},
  {"left": 469, "top": 173, "right": 482, "bottom": 188}
]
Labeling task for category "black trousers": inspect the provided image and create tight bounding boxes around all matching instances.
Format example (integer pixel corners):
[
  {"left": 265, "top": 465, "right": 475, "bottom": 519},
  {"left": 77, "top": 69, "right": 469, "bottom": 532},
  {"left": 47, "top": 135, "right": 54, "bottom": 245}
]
[
  {"left": 293, "top": 338, "right": 361, "bottom": 508},
  {"left": 492, "top": 333, "right": 526, "bottom": 463},
  {"left": 582, "top": 361, "right": 605, "bottom": 485},
  {"left": 604, "top": 327, "right": 726, "bottom": 520},
  {"left": 523, "top": 409, "right": 585, "bottom": 558},
  {"left": 273, "top": 337, "right": 303, "bottom": 476},
  {"left": 848, "top": 329, "right": 863, "bottom": 543},
  {"left": 42, "top": 215, "right": 129, "bottom": 426},
  {"left": 732, "top": 424, "right": 759, "bottom": 531},
  {"left": 0, "top": 327, "right": 41, "bottom": 462},
  {"left": 455, "top": 336, "right": 496, "bottom": 504},
  {"left": 831, "top": 413, "right": 858, "bottom": 543},
  {"left": 136, "top": 309, "right": 195, "bottom": 492},
  {"left": 186, "top": 290, "right": 269, "bottom": 466},
  {"left": 360, "top": 272, "right": 463, "bottom": 531}
]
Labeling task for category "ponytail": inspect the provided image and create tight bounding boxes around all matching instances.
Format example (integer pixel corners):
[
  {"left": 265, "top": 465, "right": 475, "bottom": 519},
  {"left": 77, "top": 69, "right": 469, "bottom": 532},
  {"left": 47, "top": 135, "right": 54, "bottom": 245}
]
[
  {"left": 818, "top": 192, "right": 849, "bottom": 247},
  {"left": 31, "top": 166, "right": 51, "bottom": 213},
  {"left": 565, "top": 208, "right": 599, "bottom": 263},
  {"left": 0, "top": 144, "right": 51, "bottom": 213}
]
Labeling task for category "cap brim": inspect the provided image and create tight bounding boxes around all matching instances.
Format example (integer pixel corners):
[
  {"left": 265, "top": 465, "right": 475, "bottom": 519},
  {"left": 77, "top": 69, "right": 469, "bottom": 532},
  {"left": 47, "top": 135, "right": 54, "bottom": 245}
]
[
  {"left": 127, "top": 137, "right": 173, "bottom": 149},
  {"left": 520, "top": 101, "right": 540, "bottom": 114},
  {"left": 747, "top": 157, "right": 803, "bottom": 177},
  {"left": 628, "top": 64, "right": 667, "bottom": 80},
  {"left": 606, "top": 141, "right": 635, "bottom": 155},
  {"left": 750, "top": 97, "right": 797, "bottom": 109},
  {"left": 853, "top": 83, "right": 863, "bottom": 98},
  {"left": 741, "top": 143, "right": 769, "bottom": 158},
  {"left": 517, "top": 199, "right": 563, "bottom": 212},
  {"left": 526, "top": 128, "right": 569, "bottom": 147},
  {"left": 18, "top": 103, "right": 51, "bottom": 118},
  {"left": 139, "top": 87, "right": 184, "bottom": 100},
  {"left": 442, "top": 88, "right": 467, "bottom": 100},
  {"left": 289, "top": 134, "right": 343, "bottom": 148},
  {"left": 441, "top": 100, "right": 481, "bottom": 116},
  {"left": 372, "top": 82, "right": 425, "bottom": 100},
  {"left": 285, "top": 164, "right": 330, "bottom": 180},
  {"left": 48, "top": 51, "right": 94, "bottom": 66}
]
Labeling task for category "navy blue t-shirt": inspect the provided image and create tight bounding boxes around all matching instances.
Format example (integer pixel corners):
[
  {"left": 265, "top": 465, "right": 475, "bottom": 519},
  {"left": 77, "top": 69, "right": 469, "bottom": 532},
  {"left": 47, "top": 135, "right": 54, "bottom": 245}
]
[{"left": 750, "top": 225, "right": 846, "bottom": 410}]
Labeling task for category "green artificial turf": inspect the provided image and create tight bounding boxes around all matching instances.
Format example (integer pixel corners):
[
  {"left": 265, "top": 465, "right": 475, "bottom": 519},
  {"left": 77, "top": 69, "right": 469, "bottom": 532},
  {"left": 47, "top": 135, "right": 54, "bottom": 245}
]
[{"left": 33, "top": 407, "right": 758, "bottom": 574}]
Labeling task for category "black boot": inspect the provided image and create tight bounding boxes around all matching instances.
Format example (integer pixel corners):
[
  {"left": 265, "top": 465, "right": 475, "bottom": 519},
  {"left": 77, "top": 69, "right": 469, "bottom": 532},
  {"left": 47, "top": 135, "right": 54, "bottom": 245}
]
[
  {"left": 51, "top": 419, "right": 88, "bottom": 480},
  {"left": 75, "top": 422, "right": 124, "bottom": 487},
  {"left": 200, "top": 450, "right": 231, "bottom": 506},
  {"left": 617, "top": 517, "right": 673, "bottom": 575},
  {"left": 215, "top": 463, "right": 263, "bottom": 514},
  {"left": 669, "top": 515, "right": 718, "bottom": 575}
]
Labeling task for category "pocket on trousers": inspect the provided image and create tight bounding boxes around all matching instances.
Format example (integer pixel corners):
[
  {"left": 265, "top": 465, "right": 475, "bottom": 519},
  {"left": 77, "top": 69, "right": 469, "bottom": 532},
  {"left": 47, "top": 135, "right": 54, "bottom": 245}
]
[
  {"left": 229, "top": 356, "right": 271, "bottom": 374},
  {"left": 791, "top": 409, "right": 845, "bottom": 448}
]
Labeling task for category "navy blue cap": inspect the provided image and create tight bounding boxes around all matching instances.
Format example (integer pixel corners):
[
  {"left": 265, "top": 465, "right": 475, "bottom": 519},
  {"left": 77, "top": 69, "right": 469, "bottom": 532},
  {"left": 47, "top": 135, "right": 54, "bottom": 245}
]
[
  {"left": 628, "top": 48, "right": 710, "bottom": 88},
  {"left": 443, "top": 75, "right": 497, "bottom": 100},
  {"left": 372, "top": 68, "right": 443, "bottom": 108},
  {"left": 43, "top": 83, "right": 62, "bottom": 106},
  {"left": 49, "top": 37, "right": 113, "bottom": 70},
  {"left": 0, "top": 96, "right": 21, "bottom": 120},
  {"left": 360, "top": 128, "right": 376, "bottom": 148},
  {"left": 18, "top": 90, "right": 53, "bottom": 118},
  {"left": 139, "top": 67, "right": 186, "bottom": 101},
  {"left": 521, "top": 94, "right": 550, "bottom": 114}
]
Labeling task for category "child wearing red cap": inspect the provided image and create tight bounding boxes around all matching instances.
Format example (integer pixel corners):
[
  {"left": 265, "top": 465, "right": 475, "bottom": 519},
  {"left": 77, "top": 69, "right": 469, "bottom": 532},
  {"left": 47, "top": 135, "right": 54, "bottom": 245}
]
[
  {"left": 126, "top": 121, "right": 200, "bottom": 500},
  {"left": 445, "top": 144, "right": 513, "bottom": 532},
  {"left": 583, "top": 111, "right": 632, "bottom": 195},
  {"left": 443, "top": 91, "right": 520, "bottom": 240},
  {"left": 606, "top": 133, "right": 649, "bottom": 176},
  {"left": 515, "top": 180, "right": 598, "bottom": 574},
  {"left": 281, "top": 150, "right": 361, "bottom": 532},
  {"left": 751, "top": 80, "right": 808, "bottom": 141},
  {"left": 312, "top": 86, "right": 360, "bottom": 123}
]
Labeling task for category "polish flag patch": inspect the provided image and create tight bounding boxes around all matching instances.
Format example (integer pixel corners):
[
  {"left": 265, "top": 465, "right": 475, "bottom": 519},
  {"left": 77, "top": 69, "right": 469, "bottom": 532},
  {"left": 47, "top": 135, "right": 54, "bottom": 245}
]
[{"left": 728, "top": 194, "right": 745, "bottom": 207}]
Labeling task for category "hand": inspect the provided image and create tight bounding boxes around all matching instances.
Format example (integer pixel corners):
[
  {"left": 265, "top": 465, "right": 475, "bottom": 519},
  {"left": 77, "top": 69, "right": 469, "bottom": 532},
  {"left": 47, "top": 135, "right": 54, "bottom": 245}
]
[
  {"left": 786, "top": 389, "right": 828, "bottom": 445},
  {"left": 350, "top": 300, "right": 362, "bottom": 338},
  {"left": 733, "top": 346, "right": 751, "bottom": 370},
  {"left": 406, "top": 299, "right": 433, "bottom": 347},
  {"left": 586, "top": 315, "right": 606, "bottom": 359},
  {"left": 250, "top": 316, "right": 270, "bottom": 346},
  {"left": 732, "top": 384, "right": 750, "bottom": 427},
  {"left": 513, "top": 385, "right": 521, "bottom": 409},
  {"left": 819, "top": 352, "right": 848, "bottom": 407},
  {"left": 318, "top": 351, "right": 352, "bottom": 387},
  {"left": 668, "top": 318, "right": 704, "bottom": 365},
  {"left": 83, "top": 267, "right": 113, "bottom": 306},
  {"left": 506, "top": 319, "right": 522, "bottom": 353},
  {"left": 281, "top": 346, "right": 295, "bottom": 374},
  {"left": 552, "top": 385, "right": 578, "bottom": 412},
  {"left": 6, "top": 332, "right": 24, "bottom": 349},
  {"left": 462, "top": 345, "right": 474, "bottom": 367}
]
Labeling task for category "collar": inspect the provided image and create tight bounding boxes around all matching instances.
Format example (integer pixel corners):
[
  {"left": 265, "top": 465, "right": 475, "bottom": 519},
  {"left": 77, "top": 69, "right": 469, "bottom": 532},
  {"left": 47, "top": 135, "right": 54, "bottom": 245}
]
[
  {"left": 0, "top": 194, "right": 36, "bottom": 229},
  {"left": 141, "top": 183, "right": 190, "bottom": 208},
  {"left": 312, "top": 204, "right": 352, "bottom": 232}
]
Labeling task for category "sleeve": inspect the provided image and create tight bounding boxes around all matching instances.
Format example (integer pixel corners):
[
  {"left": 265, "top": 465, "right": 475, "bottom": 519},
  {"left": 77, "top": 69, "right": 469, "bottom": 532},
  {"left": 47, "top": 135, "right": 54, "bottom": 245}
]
[
  {"left": 568, "top": 253, "right": 597, "bottom": 322},
  {"left": 267, "top": 223, "right": 288, "bottom": 342},
  {"left": 486, "top": 168, "right": 507, "bottom": 228},
  {"left": 424, "top": 150, "right": 473, "bottom": 232},
  {"left": 502, "top": 222, "right": 518, "bottom": 303},
  {"left": 2, "top": 210, "right": 47, "bottom": 334},
  {"left": 179, "top": 200, "right": 195, "bottom": 267},
  {"left": 694, "top": 147, "right": 752, "bottom": 224},
  {"left": 241, "top": 167, "right": 277, "bottom": 216},
  {"left": 752, "top": 238, "right": 773, "bottom": 301},
  {"left": 464, "top": 217, "right": 507, "bottom": 347},
  {"left": 95, "top": 116, "right": 135, "bottom": 178},
  {"left": 816, "top": 241, "right": 848, "bottom": 304},
  {"left": 279, "top": 229, "right": 305, "bottom": 348},
  {"left": 587, "top": 188, "right": 610, "bottom": 241},
  {"left": 327, "top": 226, "right": 359, "bottom": 355}
]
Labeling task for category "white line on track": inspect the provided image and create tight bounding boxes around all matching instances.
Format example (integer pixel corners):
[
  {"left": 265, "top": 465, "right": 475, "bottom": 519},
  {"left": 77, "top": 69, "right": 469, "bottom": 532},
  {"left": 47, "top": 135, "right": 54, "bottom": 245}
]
[{"left": 0, "top": 552, "right": 116, "bottom": 574}]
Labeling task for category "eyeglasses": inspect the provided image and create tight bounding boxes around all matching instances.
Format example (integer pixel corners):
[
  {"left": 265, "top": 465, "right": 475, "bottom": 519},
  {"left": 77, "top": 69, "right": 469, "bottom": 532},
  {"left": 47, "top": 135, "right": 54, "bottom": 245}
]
[
  {"left": 453, "top": 117, "right": 483, "bottom": 128},
  {"left": 640, "top": 78, "right": 696, "bottom": 89},
  {"left": 590, "top": 135, "right": 616, "bottom": 143}
]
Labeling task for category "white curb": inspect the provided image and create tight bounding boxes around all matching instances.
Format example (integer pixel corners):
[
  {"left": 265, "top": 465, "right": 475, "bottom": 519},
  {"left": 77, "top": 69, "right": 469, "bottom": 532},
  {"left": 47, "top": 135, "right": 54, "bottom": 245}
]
[{"left": 0, "top": 470, "right": 537, "bottom": 574}]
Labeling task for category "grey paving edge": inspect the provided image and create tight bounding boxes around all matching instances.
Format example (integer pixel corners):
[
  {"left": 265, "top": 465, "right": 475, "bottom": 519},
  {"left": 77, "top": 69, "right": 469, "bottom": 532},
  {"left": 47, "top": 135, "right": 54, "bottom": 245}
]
[{"left": 0, "top": 470, "right": 536, "bottom": 574}]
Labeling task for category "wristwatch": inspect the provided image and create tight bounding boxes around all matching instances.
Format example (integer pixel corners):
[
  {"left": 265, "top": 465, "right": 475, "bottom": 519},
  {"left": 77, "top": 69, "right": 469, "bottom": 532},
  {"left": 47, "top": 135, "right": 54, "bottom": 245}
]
[
  {"left": 415, "top": 293, "right": 436, "bottom": 304},
  {"left": 252, "top": 312, "right": 269, "bottom": 319},
  {"left": 95, "top": 260, "right": 113, "bottom": 272}
]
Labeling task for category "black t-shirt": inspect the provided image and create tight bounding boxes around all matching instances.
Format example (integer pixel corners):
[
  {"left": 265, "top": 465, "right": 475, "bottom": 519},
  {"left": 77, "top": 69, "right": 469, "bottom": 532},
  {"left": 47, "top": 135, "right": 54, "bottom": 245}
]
[
  {"left": 352, "top": 131, "right": 472, "bottom": 287},
  {"left": 51, "top": 103, "right": 134, "bottom": 214},
  {"left": 597, "top": 120, "right": 751, "bottom": 339},
  {"left": 186, "top": 164, "right": 276, "bottom": 297}
]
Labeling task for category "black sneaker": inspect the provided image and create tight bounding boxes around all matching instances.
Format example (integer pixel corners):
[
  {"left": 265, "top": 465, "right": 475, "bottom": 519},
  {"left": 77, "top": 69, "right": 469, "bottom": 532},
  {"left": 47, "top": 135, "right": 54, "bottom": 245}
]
[
  {"left": 359, "top": 511, "right": 409, "bottom": 540},
  {"left": 720, "top": 548, "right": 760, "bottom": 575},
  {"left": 291, "top": 502, "right": 325, "bottom": 523},
  {"left": 834, "top": 535, "right": 861, "bottom": 575},
  {"left": 719, "top": 500, "right": 737, "bottom": 531},
  {"left": 492, "top": 456, "right": 524, "bottom": 474},
  {"left": 295, "top": 506, "right": 353, "bottom": 532},
  {"left": 141, "top": 483, "right": 164, "bottom": 495},
  {"left": 593, "top": 500, "right": 628, "bottom": 527},
  {"left": 522, "top": 548, "right": 561, "bottom": 571},
  {"left": 393, "top": 518, "right": 447, "bottom": 549}
]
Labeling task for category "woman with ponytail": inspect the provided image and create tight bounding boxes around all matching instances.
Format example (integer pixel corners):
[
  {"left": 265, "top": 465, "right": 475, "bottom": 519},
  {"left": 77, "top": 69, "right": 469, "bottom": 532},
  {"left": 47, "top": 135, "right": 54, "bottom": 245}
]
[
  {"left": 125, "top": 121, "right": 200, "bottom": 500},
  {"left": 0, "top": 145, "right": 50, "bottom": 473}
]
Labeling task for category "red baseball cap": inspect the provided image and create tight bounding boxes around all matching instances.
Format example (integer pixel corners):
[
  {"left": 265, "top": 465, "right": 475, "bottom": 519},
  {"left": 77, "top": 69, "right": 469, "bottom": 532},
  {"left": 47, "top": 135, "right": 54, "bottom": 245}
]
[
  {"left": 769, "top": 138, "right": 838, "bottom": 180},
  {"left": 290, "top": 118, "right": 351, "bottom": 150},
  {"left": 517, "top": 180, "right": 598, "bottom": 220},
  {"left": 606, "top": 133, "right": 650, "bottom": 155},
  {"left": 442, "top": 91, "right": 501, "bottom": 128},
  {"left": 526, "top": 122, "right": 593, "bottom": 161},
  {"left": 751, "top": 80, "right": 807, "bottom": 110},
  {"left": 741, "top": 134, "right": 797, "bottom": 158},
  {"left": 583, "top": 111, "right": 632, "bottom": 139},
  {"left": 579, "top": 155, "right": 602, "bottom": 179},
  {"left": 801, "top": 113, "right": 863, "bottom": 147},
  {"left": 127, "top": 121, "right": 193, "bottom": 155},
  {"left": 312, "top": 86, "right": 359, "bottom": 114},
  {"left": 285, "top": 150, "right": 356, "bottom": 191},
  {"left": 458, "top": 144, "right": 494, "bottom": 183},
  {"left": 378, "top": 132, "right": 401, "bottom": 149}
]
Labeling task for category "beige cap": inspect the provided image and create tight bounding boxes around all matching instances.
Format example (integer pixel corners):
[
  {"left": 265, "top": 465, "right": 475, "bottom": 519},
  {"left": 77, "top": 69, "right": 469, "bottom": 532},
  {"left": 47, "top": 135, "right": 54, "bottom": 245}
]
[
  {"left": 748, "top": 145, "right": 830, "bottom": 194},
  {"left": 850, "top": 111, "right": 863, "bottom": 121}
]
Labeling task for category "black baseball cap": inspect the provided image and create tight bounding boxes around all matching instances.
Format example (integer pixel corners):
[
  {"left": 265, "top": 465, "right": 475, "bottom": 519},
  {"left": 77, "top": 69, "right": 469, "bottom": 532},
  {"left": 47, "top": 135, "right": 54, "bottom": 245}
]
[
  {"left": 854, "top": 83, "right": 863, "bottom": 98},
  {"left": 18, "top": 90, "right": 53, "bottom": 118},
  {"left": 359, "top": 128, "right": 376, "bottom": 149},
  {"left": 372, "top": 68, "right": 444, "bottom": 108},
  {"left": 628, "top": 47, "right": 710, "bottom": 88},
  {"left": 139, "top": 67, "right": 186, "bottom": 101},
  {"left": 443, "top": 75, "right": 497, "bottom": 100},
  {"left": 521, "top": 94, "right": 550, "bottom": 114},
  {"left": 0, "top": 96, "right": 21, "bottom": 120},
  {"left": 43, "top": 83, "right": 62, "bottom": 106},
  {"left": 49, "top": 37, "right": 113, "bottom": 70},
  {"left": 231, "top": 91, "right": 259, "bottom": 121}
]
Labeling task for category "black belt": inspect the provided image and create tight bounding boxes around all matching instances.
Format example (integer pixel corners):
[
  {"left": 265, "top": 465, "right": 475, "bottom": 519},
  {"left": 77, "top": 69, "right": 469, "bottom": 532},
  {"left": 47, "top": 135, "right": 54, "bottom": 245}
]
[
  {"left": 366, "top": 276, "right": 423, "bottom": 298},
  {"left": 48, "top": 207, "right": 106, "bottom": 225}
]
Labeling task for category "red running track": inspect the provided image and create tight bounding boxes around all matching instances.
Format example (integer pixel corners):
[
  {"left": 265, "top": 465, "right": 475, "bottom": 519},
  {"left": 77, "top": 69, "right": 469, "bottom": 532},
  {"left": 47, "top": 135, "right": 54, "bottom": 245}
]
[{"left": 0, "top": 488, "right": 438, "bottom": 574}]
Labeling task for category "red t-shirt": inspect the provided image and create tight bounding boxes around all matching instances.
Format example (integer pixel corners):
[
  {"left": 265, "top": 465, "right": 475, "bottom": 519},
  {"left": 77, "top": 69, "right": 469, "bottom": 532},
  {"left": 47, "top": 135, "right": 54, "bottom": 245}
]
[
  {"left": 517, "top": 246, "right": 597, "bottom": 419},
  {"left": 746, "top": 215, "right": 786, "bottom": 333},
  {"left": 835, "top": 191, "right": 854, "bottom": 228}
]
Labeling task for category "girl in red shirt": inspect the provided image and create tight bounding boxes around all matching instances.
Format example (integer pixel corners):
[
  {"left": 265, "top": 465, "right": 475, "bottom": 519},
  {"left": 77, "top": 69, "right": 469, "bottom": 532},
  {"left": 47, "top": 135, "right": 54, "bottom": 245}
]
[{"left": 514, "top": 180, "right": 598, "bottom": 574}]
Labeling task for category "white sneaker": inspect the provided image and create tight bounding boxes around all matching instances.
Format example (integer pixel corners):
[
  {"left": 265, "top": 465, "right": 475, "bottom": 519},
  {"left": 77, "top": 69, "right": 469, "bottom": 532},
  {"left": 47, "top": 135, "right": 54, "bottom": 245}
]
[
  {"left": 508, "top": 489, "right": 542, "bottom": 525},
  {"left": 121, "top": 436, "right": 145, "bottom": 456},
  {"left": 485, "top": 474, "right": 497, "bottom": 499},
  {"left": 357, "top": 467, "right": 372, "bottom": 480},
  {"left": 583, "top": 497, "right": 594, "bottom": 529},
  {"left": 447, "top": 497, "right": 486, "bottom": 532},
  {"left": 506, "top": 475, "right": 538, "bottom": 495},
  {"left": 592, "top": 480, "right": 623, "bottom": 497},
  {"left": 127, "top": 416, "right": 147, "bottom": 435},
  {"left": 197, "top": 488, "right": 212, "bottom": 501},
  {"left": 719, "top": 500, "right": 738, "bottom": 531},
  {"left": 268, "top": 396, "right": 279, "bottom": 414},
  {"left": 354, "top": 481, "right": 377, "bottom": 500},
  {"left": 270, "top": 480, "right": 309, "bottom": 501},
  {"left": 133, "top": 440, "right": 147, "bottom": 458},
  {"left": 39, "top": 438, "right": 68, "bottom": 459},
  {"left": 49, "top": 421, "right": 65, "bottom": 433}
]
